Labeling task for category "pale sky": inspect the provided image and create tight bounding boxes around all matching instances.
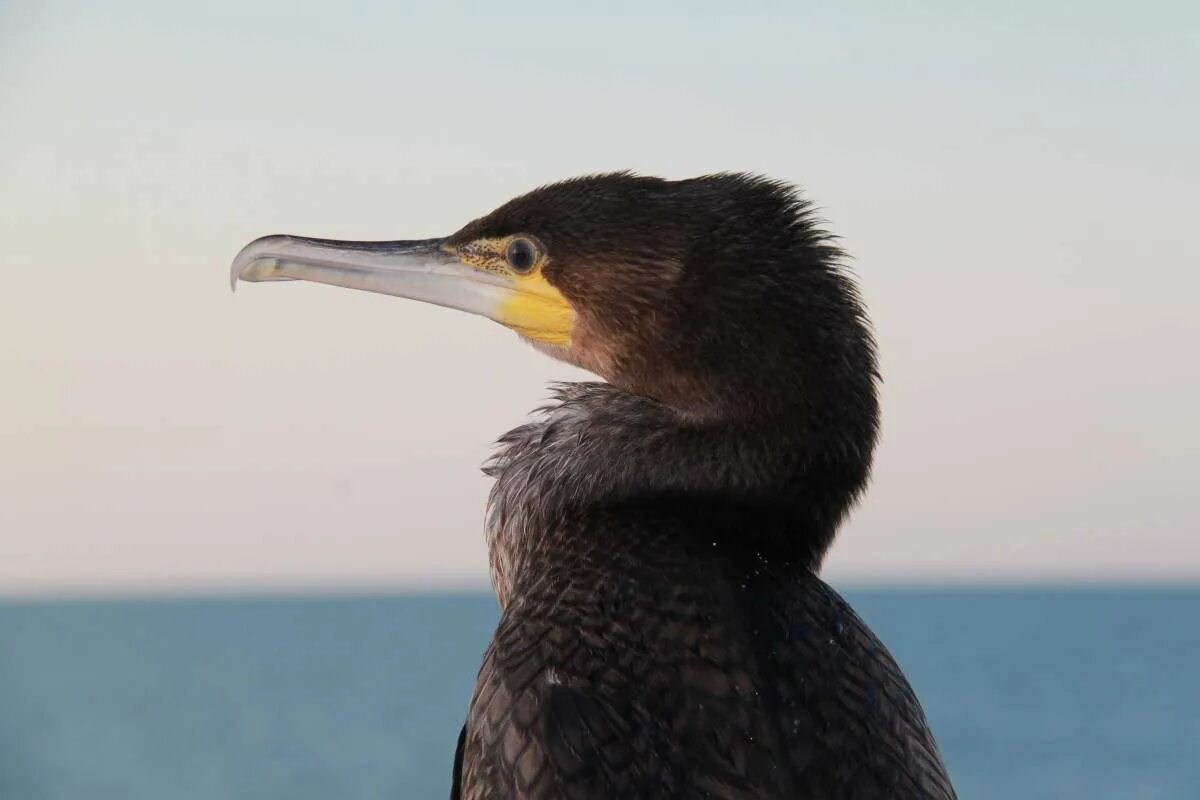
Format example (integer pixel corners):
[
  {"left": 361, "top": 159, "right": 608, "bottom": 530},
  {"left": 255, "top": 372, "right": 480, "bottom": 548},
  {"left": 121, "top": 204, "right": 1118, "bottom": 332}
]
[{"left": 2, "top": 2, "right": 1197, "bottom": 595}]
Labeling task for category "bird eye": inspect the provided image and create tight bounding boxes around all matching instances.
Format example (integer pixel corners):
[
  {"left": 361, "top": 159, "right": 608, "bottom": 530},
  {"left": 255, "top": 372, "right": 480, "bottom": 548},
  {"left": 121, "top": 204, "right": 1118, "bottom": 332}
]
[{"left": 505, "top": 238, "right": 539, "bottom": 274}]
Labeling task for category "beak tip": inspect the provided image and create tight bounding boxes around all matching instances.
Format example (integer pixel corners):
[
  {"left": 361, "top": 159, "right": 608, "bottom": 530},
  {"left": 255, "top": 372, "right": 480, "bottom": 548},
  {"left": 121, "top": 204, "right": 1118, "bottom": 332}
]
[
  {"left": 229, "top": 235, "right": 289, "bottom": 292},
  {"left": 230, "top": 256, "right": 249, "bottom": 292}
]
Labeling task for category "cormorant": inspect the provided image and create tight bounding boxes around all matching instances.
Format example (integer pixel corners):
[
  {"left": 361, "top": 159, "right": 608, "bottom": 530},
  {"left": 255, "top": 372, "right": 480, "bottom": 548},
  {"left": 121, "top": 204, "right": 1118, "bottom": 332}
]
[{"left": 231, "top": 173, "right": 956, "bottom": 799}]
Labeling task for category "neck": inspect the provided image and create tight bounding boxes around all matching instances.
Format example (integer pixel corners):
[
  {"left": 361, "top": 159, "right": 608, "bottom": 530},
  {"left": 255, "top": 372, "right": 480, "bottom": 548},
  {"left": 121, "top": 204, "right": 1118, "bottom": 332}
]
[{"left": 483, "top": 380, "right": 875, "bottom": 608}]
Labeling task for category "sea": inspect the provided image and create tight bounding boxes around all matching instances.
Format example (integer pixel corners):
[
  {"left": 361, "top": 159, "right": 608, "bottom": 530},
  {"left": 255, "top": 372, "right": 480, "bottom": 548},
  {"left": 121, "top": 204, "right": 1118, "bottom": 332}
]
[{"left": 1, "top": 588, "right": 1196, "bottom": 799}]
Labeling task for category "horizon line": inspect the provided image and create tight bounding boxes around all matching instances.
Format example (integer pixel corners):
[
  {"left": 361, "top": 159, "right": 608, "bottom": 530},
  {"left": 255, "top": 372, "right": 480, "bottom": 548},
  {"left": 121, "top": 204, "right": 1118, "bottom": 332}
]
[{"left": 3, "top": 576, "right": 1199, "bottom": 604}]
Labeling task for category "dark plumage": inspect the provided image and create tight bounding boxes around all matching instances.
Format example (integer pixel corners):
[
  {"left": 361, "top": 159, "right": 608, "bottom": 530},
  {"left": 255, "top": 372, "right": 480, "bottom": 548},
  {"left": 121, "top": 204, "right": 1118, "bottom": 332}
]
[
  {"left": 232, "top": 171, "right": 956, "bottom": 799},
  {"left": 451, "top": 174, "right": 954, "bottom": 798}
]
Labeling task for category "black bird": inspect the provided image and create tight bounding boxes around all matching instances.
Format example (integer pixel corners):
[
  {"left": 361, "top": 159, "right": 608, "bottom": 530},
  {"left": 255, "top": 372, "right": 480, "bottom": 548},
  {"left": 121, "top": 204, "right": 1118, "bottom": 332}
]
[{"left": 231, "top": 173, "right": 956, "bottom": 799}]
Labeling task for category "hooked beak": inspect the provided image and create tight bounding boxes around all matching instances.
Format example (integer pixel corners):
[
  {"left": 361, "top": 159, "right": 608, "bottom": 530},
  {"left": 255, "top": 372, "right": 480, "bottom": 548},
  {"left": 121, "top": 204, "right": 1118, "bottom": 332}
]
[{"left": 230, "top": 235, "right": 573, "bottom": 344}]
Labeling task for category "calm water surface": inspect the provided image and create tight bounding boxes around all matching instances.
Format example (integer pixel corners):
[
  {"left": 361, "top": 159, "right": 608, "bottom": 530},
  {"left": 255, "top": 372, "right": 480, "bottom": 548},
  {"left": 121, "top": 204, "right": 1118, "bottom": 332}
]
[{"left": 1, "top": 588, "right": 1197, "bottom": 799}]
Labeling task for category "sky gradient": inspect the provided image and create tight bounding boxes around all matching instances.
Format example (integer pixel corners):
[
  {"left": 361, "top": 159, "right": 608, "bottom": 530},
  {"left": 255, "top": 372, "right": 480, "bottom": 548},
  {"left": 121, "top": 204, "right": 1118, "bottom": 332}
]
[{"left": 2, "top": 2, "right": 1198, "bottom": 594}]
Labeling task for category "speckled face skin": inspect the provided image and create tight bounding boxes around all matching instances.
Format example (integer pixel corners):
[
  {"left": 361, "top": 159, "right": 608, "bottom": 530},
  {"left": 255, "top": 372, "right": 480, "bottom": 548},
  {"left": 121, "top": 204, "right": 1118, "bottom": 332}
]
[{"left": 441, "top": 235, "right": 575, "bottom": 346}]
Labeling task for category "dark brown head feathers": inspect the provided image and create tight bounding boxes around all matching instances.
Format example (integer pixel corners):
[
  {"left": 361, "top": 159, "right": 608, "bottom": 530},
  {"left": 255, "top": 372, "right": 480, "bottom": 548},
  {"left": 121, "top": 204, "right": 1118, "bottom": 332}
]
[{"left": 474, "top": 173, "right": 880, "bottom": 574}]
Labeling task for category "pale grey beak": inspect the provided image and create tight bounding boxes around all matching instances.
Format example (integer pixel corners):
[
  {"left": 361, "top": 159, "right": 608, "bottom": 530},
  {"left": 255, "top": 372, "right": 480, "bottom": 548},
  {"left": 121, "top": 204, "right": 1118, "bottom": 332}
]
[
  {"left": 230, "top": 233, "right": 576, "bottom": 345},
  {"left": 230, "top": 235, "right": 512, "bottom": 321}
]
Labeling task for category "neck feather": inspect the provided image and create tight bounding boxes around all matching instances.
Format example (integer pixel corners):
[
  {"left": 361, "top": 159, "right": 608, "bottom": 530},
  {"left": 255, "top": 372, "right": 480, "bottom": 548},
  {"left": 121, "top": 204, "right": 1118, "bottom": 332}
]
[{"left": 483, "top": 381, "right": 875, "bottom": 607}]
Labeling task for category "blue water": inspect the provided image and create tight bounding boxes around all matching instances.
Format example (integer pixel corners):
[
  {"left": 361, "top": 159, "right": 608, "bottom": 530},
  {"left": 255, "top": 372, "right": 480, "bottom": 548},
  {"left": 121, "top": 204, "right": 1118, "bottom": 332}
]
[{"left": 1, "top": 589, "right": 1197, "bottom": 799}]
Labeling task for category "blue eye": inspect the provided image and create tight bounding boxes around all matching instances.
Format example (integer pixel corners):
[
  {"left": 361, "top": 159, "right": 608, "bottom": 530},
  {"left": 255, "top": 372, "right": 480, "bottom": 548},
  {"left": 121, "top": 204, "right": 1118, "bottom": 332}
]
[{"left": 505, "top": 238, "right": 538, "bottom": 273}]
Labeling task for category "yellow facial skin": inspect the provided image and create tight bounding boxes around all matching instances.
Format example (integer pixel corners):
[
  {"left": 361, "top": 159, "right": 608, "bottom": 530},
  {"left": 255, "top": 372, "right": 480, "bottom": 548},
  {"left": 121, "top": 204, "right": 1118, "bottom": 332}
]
[{"left": 444, "top": 236, "right": 575, "bottom": 346}]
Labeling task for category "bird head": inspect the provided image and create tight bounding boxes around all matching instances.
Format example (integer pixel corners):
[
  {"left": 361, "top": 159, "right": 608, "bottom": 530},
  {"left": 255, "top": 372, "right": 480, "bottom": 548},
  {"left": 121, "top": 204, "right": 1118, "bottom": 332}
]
[{"left": 232, "top": 172, "right": 875, "bottom": 423}]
